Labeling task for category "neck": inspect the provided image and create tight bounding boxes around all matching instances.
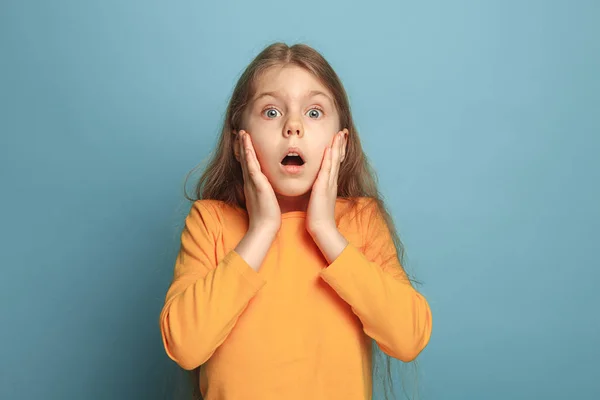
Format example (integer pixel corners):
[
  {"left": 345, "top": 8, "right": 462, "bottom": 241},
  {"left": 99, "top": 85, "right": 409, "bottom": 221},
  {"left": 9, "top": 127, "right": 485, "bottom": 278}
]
[{"left": 276, "top": 191, "right": 311, "bottom": 214}]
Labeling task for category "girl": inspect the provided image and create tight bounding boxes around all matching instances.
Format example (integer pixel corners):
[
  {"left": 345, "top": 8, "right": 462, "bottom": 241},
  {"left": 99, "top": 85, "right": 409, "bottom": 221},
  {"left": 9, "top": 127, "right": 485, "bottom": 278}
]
[{"left": 160, "top": 42, "right": 432, "bottom": 400}]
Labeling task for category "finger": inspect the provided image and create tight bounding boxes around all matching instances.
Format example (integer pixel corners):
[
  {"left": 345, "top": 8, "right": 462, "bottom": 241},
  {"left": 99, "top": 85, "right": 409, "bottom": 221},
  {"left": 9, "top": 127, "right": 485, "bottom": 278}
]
[
  {"left": 314, "top": 146, "right": 329, "bottom": 187},
  {"left": 239, "top": 131, "right": 250, "bottom": 184},
  {"left": 243, "top": 132, "right": 257, "bottom": 180},
  {"left": 329, "top": 132, "right": 342, "bottom": 186},
  {"left": 243, "top": 133, "right": 263, "bottom": 187},
  {"left": 323, "top": 144, "right": 333, "bottom": 184},
  {"left": 245, "top": 134, "right": 262, "bottom": 173}
]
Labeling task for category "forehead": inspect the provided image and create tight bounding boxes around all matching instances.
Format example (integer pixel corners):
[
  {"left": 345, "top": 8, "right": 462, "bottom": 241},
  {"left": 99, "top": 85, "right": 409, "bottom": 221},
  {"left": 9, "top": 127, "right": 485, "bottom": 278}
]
[{"left": 251, "top": 65, "right": 334, "bottom": 103}]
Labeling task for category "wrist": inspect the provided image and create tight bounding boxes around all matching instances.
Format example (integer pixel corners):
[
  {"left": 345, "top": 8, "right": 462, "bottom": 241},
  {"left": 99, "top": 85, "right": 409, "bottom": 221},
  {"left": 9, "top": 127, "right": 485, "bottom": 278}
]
[
  {"left": 248, "top": 225, "right": 279, "bottom": 240},
  {"left": 307, "top": 223, "right": 337, "bottom": 238},
  {"left": 308, "top": 226, "right": 348, "bottom": 264}
]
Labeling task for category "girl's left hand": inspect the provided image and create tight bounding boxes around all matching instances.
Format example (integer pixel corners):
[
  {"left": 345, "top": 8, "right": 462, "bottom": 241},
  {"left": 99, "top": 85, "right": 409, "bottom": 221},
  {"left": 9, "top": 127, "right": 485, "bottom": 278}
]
[{"left": 306, "top": 129, "right": 348, "bottom": 235}]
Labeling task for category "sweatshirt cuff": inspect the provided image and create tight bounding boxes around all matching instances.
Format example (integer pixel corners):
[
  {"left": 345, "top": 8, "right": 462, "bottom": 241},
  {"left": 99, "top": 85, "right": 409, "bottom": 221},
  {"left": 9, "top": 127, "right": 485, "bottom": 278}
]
[
  {"left": 319, "top": 242, "right": 364, "bottom": 284},
  {"left": 225, "top": 250, "right": 267, "bottom": 292},
  {"left": 319, "top": 243, "right": 412, "bottom": 291}
]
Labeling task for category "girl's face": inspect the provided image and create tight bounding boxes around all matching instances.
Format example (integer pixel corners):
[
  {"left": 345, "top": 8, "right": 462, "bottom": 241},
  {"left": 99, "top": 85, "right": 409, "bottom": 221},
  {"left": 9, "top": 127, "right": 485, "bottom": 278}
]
[{"left": 238, "top": 65, "right": 348, "bottom": 205}]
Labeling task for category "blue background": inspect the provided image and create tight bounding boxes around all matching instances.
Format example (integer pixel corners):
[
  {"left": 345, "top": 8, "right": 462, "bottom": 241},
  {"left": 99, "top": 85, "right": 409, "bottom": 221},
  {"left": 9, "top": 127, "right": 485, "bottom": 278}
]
[{"left": 1, "top": 1, "right": 599, "bottom": 399}]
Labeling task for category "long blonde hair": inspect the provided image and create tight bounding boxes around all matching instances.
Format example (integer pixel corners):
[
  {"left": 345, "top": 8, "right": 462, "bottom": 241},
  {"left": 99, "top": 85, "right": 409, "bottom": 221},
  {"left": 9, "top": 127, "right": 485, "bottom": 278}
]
[{"left": 183, "top": 42, "right": 421, "bottom": 400}]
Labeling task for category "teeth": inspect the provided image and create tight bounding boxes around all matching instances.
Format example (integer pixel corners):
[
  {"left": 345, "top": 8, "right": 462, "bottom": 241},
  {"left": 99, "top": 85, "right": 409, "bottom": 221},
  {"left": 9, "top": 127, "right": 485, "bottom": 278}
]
[{"left": 287, "top": 152, "right": 299, "bottom": 157}]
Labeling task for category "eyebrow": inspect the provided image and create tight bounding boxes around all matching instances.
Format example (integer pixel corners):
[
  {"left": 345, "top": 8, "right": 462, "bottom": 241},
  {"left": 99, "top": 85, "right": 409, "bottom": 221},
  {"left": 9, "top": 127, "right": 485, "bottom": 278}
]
[{"left": 253, "top": 90, "right": 333, "bottom": 105}]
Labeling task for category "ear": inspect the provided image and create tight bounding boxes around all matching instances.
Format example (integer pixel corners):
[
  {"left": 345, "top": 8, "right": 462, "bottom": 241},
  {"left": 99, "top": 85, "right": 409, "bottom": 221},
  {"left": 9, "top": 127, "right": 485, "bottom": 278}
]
[{"left": 340, "top": 128, "right": 349, "bottom": 162}]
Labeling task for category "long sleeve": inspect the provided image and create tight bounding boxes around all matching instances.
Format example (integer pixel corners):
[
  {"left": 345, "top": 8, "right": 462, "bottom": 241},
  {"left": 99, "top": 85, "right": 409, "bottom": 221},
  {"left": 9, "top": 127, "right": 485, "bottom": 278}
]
[
  {"left": 320, "top": 201, "right": 432, "bottom": 362},
  {"left": 159, "top": 201, "right": 266, "bottom": 370}
]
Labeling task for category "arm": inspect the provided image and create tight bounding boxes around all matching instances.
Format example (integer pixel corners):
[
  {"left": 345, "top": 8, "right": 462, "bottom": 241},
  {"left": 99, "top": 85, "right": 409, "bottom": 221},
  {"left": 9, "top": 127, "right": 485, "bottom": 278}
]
[
  {"left": 159, "top": 201, "right": 275, "bottom": 370},
  {"left": 313, "top": 201, "right": 432, "bottom": 362}
]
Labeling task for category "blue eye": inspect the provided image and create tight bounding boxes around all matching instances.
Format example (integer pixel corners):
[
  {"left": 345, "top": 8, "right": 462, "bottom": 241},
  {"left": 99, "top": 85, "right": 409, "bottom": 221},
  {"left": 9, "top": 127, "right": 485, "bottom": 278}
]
[
  {"left": 263, "top": 108, "right": 281, "bottom": 119},
  {"left": 262, "top": 107, "right": 324, "bottom": 119},
  {"left": 307, "top": 108, "right": 323, "bottom": 119}
]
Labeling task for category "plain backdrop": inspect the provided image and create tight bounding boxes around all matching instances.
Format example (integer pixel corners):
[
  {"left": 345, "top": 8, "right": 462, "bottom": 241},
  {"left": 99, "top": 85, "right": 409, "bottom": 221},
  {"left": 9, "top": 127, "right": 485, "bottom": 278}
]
[{"left": 1, "top": 0, "right": 599, "bottom": 399}]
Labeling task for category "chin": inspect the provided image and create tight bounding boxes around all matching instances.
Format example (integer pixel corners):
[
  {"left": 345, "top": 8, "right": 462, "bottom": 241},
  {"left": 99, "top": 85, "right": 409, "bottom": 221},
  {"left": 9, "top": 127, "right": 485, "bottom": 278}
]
[
  {"left": 274, "top": 187, "right": 311, "bottom": 198},
  {"left": 266, "top": 167, "right": 316, "bottom": 198},
  {"left": 272, "top": 182, "right": 313, "bottom": 198}
]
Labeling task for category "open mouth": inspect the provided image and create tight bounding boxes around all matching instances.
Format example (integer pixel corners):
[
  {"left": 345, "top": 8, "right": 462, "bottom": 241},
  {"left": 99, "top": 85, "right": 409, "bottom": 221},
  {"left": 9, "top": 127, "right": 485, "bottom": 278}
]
[{"left": 281, "top": 154, "right": 305, "bottom": 166}]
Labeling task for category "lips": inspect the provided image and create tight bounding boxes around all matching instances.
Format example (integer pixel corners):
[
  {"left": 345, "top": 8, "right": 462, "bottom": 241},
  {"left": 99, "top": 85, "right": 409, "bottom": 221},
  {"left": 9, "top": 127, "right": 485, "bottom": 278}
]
[{"left": 280, "top": 146, "right": 306, "bottom": 165}]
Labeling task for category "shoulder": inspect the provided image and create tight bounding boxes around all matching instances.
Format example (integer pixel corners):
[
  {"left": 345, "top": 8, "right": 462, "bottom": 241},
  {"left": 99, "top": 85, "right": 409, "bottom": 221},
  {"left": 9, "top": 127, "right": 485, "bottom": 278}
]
[
  {"left": 342, "top": 196, "right": 393, "bottom": 239},
  {"left": 187, "top": 199, "right": 246, "bottom": 235},
  {"left": 188, "top": 199, "right": 220, "bottom": 219},
  {"left": 337, "top": 196, "right": 379, "bottom": 222},
  {"left": 181, "top": 201, "right": 221, "bottom": 239},
  {"left": 190, "top": 199, "right": 243, "bottom": 216},
  {"left": 336, "top": 197, "right": 380, "bottom": 245}
]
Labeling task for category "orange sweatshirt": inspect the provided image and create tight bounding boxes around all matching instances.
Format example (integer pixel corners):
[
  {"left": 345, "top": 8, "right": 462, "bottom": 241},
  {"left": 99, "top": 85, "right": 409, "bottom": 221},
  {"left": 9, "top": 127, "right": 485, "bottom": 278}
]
[{"left": 159, "top": 197, "right": 432, "bottom": 400}]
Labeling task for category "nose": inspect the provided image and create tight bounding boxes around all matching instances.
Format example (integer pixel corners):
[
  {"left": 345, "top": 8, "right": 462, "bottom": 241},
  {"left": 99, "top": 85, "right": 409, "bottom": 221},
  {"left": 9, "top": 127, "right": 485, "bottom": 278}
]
[{"left": 283, "top": 118, "right": 304, "bottom": 138}]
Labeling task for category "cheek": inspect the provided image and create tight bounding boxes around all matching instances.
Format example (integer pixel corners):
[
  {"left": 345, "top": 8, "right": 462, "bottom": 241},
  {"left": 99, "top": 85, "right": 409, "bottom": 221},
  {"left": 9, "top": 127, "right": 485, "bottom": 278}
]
[
  {"left": 317, "top": 134, "right": 336, "bottom": 152},
  {"left": 249, "top": 138, "right": 275, "bottom": 165}
]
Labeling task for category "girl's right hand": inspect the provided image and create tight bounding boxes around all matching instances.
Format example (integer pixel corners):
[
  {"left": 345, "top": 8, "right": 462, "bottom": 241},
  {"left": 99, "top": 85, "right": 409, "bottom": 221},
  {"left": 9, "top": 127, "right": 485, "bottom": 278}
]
[{"left": 238, "top": 130, "right": 281, "bottom": 235}]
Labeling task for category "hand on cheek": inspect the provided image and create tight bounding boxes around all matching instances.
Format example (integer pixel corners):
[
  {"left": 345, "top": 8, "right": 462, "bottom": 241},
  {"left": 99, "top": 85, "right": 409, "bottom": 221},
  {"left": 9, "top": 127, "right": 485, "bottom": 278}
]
[
  {"left": 236, "top": 130, "right": 281, "bottom": 234},
  {"left": 306, "top": 129, "right": 348, "bottom": 235}
]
